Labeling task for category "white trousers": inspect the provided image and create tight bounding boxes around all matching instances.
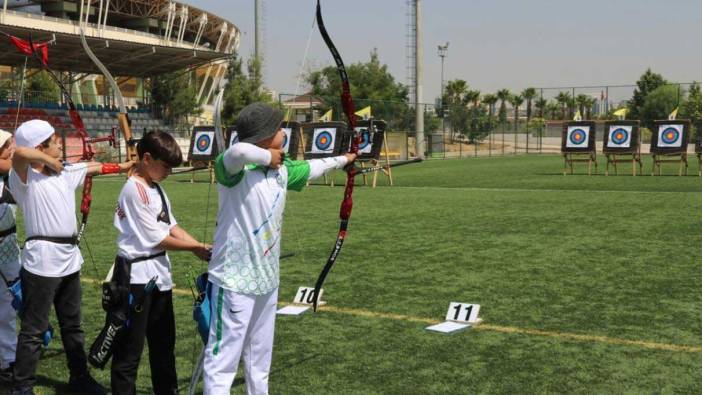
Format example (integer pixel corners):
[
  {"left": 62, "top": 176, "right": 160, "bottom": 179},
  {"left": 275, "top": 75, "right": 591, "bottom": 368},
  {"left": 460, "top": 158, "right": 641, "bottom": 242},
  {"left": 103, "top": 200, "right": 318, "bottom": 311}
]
[
  {"left": 203, "top": 284, "right": 277, "bottom": 395},
  {"left": 0, "top": 262, "right": 19, "bottom": 368}
]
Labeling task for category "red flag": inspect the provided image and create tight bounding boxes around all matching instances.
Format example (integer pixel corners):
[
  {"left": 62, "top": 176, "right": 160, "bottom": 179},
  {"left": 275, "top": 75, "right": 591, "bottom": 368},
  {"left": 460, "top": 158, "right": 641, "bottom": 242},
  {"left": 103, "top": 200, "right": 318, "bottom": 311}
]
[{"left": 9, "top": 36, "right": 48, "bottom": 66}]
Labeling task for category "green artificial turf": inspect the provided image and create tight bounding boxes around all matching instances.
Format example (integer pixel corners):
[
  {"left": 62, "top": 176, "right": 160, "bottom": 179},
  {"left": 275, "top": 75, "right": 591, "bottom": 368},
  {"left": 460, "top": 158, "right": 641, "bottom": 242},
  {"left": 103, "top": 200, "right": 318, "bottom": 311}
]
[{"left": 9, "top": 154, "right": 702, "bottom": 394}]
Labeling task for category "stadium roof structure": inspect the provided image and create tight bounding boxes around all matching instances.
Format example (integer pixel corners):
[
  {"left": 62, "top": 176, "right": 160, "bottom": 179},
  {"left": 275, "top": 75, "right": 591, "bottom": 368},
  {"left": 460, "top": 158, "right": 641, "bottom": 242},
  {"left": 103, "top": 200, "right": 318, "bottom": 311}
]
[{"left": 0, "top": 0, "right": 240, "bottom": 76}]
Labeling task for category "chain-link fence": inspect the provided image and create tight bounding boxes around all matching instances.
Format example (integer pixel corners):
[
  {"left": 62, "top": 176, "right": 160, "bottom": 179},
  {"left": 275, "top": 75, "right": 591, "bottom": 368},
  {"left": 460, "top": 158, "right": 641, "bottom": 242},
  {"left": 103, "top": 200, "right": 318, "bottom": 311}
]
[{"left": 279, "top": 81, "right": 702, "bottom": 159}]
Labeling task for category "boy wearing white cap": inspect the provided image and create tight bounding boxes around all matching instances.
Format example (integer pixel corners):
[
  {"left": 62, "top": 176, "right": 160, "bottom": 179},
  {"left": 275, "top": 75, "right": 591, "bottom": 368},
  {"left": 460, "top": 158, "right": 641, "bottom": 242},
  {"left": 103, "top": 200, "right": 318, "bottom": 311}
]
[
  {"left": 0, "top": 130, "right": 19, "bottom": 384},
  {"left": 203, "top": 102, "right": 356, "bottom": 395},
  {"left": 9, "top": 119, "right": 133, "bottom": 395}
]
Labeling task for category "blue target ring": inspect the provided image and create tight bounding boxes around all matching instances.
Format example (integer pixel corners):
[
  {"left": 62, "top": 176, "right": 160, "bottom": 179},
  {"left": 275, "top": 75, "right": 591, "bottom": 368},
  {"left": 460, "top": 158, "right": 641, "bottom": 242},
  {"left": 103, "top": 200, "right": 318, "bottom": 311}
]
[
  {"left": 661, "top": 127, "right": 680, "bottom": 144},
  {"left": 315, "top": 131, "right": 333, "bottom": 150},
  {"left": 611, "top": 128, "right": 629, "bottom": 145},
  {"left": 196, "top": 134, "right": 211, "bottom": 152},
  {"left": 569, "top": 129, "right": 587, "bottom": 145},
  {"left": 359, "top": 131, "right": 371, "bottom": 150}
]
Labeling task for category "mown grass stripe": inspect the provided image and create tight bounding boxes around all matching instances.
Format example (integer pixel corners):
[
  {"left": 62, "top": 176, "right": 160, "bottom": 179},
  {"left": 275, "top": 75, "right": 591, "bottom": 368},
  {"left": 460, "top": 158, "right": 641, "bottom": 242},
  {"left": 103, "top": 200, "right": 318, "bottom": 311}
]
[{"left": 81, "top": 277, "right": 702, "bottom": 354}]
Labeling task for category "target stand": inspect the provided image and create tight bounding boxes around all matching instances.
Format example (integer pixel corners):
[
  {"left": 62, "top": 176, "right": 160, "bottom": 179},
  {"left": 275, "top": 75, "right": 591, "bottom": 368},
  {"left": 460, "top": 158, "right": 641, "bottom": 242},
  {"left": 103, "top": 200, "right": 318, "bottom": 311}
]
[
  {"left": 561, "top": 122, "right": 597, "bottom": 175},
  {"left": 650, "top": 120, "right": 690, "bottom": 176},
  {"left": 352, "top": 119, "right": 392, "bottom": 187},
  {"left": 602, "top": 121, "right": 643, "bottom": 176},
  {"left": 694, "top": 122, "right": 702, "bottom": 176}
]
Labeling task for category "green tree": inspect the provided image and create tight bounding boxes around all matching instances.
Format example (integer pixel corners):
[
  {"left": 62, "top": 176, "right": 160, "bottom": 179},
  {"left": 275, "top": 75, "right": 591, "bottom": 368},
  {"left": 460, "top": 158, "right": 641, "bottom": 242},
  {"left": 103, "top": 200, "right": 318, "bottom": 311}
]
[
  {"left": 483, "top": 94, "right": 498, "bottom": 117},
  {"left": 496, "top": 89, "right": 510, "bottom": 125},
  {"left": 640, "top": 84, "right": 680, "bottom": 128},
  {"left": 151, "top": 69, "right": 202, "bottom": 126},
  {"left": 681, "top": 82, "right": 702, "bottom": 123},
  {"left": 575, "top": 94, "right": 589, "bottom": 118},
  {"left": 509, "top": 94, "right": 523, "bottom": 131},
  {"left": 221, "top": 54, "right": 274, "bottom": 125},
  {"left": 308, "top": 49, "right": 408, "bottom": 129},
  {"left": 628, "top": 68, "right": 667, "bottom": 120},
  {"left": 25, "top": 71, "right": 60, "bottom": 105},
  {"left": 555, "top": 91, "right": 571, "bottom": 120},
  {"left": 534, "top": 97, "right": 547, "bottom": 118},
  {"left": 521, "top": 87, "right": 537, "bottom": 124}
]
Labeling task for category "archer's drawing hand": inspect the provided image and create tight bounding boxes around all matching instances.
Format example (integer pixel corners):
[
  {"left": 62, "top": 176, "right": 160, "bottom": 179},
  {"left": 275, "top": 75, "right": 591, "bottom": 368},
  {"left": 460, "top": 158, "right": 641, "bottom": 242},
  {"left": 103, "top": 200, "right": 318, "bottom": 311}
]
[
  {"left": 46, "top": 158, "right": 64, "bottom": 174},
  {"left": 119, "top": 160, "right": 136, "bottom": 172},
  {"left": 268, "top": 149, "right": 284, "bottom": 169},
  {"left": 193, "top": 244, "right": 212, "bottom": 261}
]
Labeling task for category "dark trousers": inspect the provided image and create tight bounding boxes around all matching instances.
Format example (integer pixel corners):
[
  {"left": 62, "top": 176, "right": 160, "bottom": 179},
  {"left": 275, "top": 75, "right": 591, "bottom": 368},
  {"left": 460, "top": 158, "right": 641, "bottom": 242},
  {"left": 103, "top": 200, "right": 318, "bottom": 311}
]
[
  {"left": 111, "top": 287, "right": 178, "bottom": 395},
  {"left": 14, "top": 269, "right": 88, "bottom": 389}
]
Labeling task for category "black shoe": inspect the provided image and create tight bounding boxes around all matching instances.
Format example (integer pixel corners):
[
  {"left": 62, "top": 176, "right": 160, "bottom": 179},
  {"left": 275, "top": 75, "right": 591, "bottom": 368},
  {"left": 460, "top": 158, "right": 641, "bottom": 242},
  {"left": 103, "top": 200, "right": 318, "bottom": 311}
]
[
  {"left": 9, "top": 386, "right": 34, "bottom": 395},
  {"left": 67, "top": 373, "right": 106, "bottom": 395},
  {"left": 0, "top": 362, "right": 13, "bottom": 384}
]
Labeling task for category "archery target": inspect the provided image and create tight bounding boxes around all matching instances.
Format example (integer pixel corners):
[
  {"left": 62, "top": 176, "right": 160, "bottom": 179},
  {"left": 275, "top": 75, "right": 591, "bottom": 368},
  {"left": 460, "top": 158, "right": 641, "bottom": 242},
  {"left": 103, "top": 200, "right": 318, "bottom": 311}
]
[
  {"left": 566, "top": 126, "right": 590, "bottom": 148},
  {"left": 193, "top": 131, "right": 215, "bottom": 155},
  {"left": 311, "top": 128, "right": 336, "bottom": 154},
  {"left": 355, "top": 127, "right": 373, "bottom": 154},
  {"left": 607, "top": 126, "right": 632, "bottom": 148},
  {"left": 657, "top": 124, "right": 683, "bottom": 148},
  {"left": 281, "top": 127, "right": 292, "bottom": 153}
]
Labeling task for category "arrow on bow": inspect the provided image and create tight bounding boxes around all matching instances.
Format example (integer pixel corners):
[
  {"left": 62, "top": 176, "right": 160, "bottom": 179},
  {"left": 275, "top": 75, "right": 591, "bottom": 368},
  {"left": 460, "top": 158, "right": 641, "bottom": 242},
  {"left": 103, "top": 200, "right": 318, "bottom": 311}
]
[{"left": 311, "top": 0, "right": 361, "bottom": 311}]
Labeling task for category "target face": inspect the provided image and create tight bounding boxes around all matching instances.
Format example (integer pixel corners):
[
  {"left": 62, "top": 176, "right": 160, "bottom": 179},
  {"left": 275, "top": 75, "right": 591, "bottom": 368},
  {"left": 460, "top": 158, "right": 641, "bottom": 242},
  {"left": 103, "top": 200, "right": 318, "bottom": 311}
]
[
  {"left": 193, "top": 131, "right": 214, "bottom": 155},
  {"left": 281, "top": 128, "right": 292, "bottom": 153},
  {"left": 566, "top": 126, "right": 590, "bottom": 148},
  {"left": 355, "top": 127, "right": 373, "bottom": 154},
  {"left": 607, "top": 126, "right": 632, "bottom": 148},
  {"left": 311, "top": 128, "right": 336, "bottom": 154},
  {"left": 657, "top": 125, "right": 683, "bottom": 148}
]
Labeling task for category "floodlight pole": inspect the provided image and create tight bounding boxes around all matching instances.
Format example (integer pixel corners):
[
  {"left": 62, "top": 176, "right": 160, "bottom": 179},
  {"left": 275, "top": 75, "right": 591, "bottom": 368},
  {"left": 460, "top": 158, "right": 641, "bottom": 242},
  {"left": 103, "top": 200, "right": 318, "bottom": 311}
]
[
  {"left": 438, "top": 42, "right": 448, "bottom": 134},
  {"left": 414, "top": 0, "right": 424, "bottom": 159}
]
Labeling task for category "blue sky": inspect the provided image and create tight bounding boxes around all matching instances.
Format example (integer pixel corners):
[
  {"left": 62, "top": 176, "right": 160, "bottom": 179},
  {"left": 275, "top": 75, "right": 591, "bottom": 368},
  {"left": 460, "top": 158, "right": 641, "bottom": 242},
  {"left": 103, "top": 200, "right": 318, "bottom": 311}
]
[{"left": 187, "top": 0, "right": 702, "bottom": 103}]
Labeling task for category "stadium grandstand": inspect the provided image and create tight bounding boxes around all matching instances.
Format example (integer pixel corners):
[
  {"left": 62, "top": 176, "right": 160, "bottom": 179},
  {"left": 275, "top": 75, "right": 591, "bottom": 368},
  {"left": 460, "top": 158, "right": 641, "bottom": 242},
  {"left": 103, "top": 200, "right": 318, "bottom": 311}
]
[{"left": 0, "top": 0, "right": 239, "bottom": 158}]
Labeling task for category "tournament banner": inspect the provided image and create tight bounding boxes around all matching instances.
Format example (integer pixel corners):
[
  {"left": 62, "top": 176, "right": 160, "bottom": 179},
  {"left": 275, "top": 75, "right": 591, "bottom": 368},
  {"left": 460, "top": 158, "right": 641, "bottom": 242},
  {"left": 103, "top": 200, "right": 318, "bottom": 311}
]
[
  {"left": 561, "top": 122, "right": 596, "bottom": 153},
  {"left": 650, "top": 120, "right": 690, "bottom": 154},
  {"left": 603, "top": 121, "right": 640, "bottom": 154},
  {"left": 188, "top": 126, "right": 219, "bottom": 161},
  {"left": 302, "top": 121, "right": 349, "bottom": 159}
]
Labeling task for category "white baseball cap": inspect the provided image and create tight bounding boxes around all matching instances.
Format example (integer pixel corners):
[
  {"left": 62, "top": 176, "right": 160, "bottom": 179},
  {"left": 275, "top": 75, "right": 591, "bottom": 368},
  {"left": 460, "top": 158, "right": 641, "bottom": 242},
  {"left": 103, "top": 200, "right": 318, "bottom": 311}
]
[
  {"left": 0, "top": 129, "right": 11, "bottom": 149},
  {"left": 15, "top": 119, "right": 55, "bottom": 148}
]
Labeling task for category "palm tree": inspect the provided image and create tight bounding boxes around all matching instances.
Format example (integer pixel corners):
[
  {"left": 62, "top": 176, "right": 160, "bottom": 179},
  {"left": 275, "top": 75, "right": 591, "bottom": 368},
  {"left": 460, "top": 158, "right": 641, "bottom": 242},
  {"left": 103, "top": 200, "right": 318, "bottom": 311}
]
[
  {"left": 509, "top": 95, "right": 524, "bottom": 152},
  {"left": 521, "top": 87, "right": 537, "bottom": 124},
  {"left": 496, "top": 89, "right": 511, "bottom": 125},
  {"left": 466, "top": 89, "right": 481, "bottom": 108},
  {"left": 483, "top": 94, "right": 498, "bottom": 117},
  {"left": 555, "top": 91, "right": 572, "bottom": 120},
  {"left": 575, "top": 94, "right": 590, "bottom": 118},
  {"left": 508, "top": 94, "right": 524, "bottom": 132},
  {"left": 584, "top": 96, "right": 597, "bottom": 119},
  {"left": 534, "top": 97, "right": 547, "bottom": 118}
]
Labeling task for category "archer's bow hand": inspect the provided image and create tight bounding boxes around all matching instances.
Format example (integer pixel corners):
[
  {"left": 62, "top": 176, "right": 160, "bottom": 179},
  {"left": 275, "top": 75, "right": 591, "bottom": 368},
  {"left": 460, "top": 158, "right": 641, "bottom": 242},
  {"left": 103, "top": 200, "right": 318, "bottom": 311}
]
[{"left": 343, "top": 152, "right": 357, "bottom": 170}]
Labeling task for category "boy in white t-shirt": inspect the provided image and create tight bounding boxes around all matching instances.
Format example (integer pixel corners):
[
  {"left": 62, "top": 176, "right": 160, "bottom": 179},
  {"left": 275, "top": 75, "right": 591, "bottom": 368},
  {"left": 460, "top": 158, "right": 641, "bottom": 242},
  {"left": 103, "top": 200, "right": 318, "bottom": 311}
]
[
  {"left": 9, "top": 119, "right": 133, "bottom": 395},
  {"left": 203, "top": 102, "right": 356, "bottom": 395},
  {"left": 105, "top": 131, "right": 211, "bottom": 395},
  {"left": 0, "top": 130, "right": 19, "bottom": 384}
]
